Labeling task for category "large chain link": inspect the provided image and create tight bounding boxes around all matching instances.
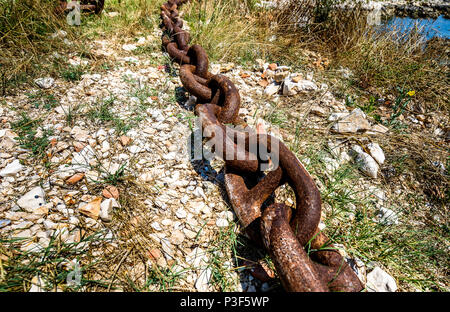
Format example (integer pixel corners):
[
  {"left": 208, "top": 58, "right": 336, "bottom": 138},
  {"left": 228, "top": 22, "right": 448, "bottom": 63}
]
[{"left": 160, "top": 0, "right": 363, "bottom": 292}]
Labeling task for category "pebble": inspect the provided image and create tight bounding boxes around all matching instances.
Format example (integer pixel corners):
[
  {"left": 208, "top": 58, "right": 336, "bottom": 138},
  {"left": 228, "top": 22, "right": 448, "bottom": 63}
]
[
  {"left": 34, "top": 77, "right": 54, "bottom": 89},
  {"left": 17, "top": 187, "right": 46, "bottom": 213},
  {"left": 296, "top": 79, "right": 317, "bottom": 91},
  {"left": 264, "top": 83, "right": 280, "bottom": 96},
  {"left": 282, "top": 78, "right": 298, "bottom": 96},
  {"left": 216, "top": 218, "right": 229, "bottom": 227},
  {"left": 377, "top": 207, "right": 399, "bottom": 225},
  {"left": 79, "top": 197, "right": 102, "bottom": 219},
  {"left": 195, "top": 267, "right": 212, "bottom": 291},
  {"left": 122, "top": 44, "right": 137, "bottom": 51},
  {"left": 102, "top": 185, "right": 119, "bottom": 199},
  {"left": 151, "top": 221, "right": 162, "bottom": 231},
  {"left": 99, "top": 198, "right": 120, "bottom": 222},
  {"left": 367, "top": 143, "right": 385, "bottom": 165},
  {"left": 0, "top": 219, "right": 11, "bottom": 228},
  {"left": 331, "top": 108, "right": 371, "bottom": 134},
  {"left": 169, "top": 230, "right": 185, "bottom": 245},
  {"left": 350, "top": 145, "right": 379, "bottom": 178},
  {"left": 160, "top": 238, "right": 174, "bottom": 259},
  {"left": 119, "top": 135, "right": 132, "bottom": 146},
  {"left": 29, "top": 275, "right": 47, "bottom": 292},
  {"left": 0, "top": 159, "right": 23, "bottom": 177},
  {"left": 366, "top": 267, "right": 397, "bottom": 292},
  {"left": 175, "top": 208, "right": 187, "bottom": 219},
  {"left": 66, "top": 173, "right": 85, "bottom": 185},
  {"left": 186, "top": 247, "right": 208, "bottom": 268}
]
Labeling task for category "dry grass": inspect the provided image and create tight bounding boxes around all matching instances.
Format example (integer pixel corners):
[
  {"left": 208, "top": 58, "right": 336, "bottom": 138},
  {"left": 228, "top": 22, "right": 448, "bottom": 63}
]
[
  {"left": 0, "top": 0, "right": 163, "bottom": 96},
  {"left": 0, "top": 0, "right": 82, "bottom": 94},
  {"left": 183, "top": 0, "right": 448, "bottom": 111}
]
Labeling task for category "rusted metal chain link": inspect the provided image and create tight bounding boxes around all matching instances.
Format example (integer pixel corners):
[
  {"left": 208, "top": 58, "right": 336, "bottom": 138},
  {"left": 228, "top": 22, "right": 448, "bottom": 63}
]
[{"left": 160, "top": 0, "right": 363, "bottom": 292}]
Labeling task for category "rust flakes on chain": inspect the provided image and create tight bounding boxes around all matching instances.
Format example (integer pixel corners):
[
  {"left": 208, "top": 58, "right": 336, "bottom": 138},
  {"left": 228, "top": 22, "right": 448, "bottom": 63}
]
[{"left": 159, "top": 0, "right": 363, "bottom": 292}]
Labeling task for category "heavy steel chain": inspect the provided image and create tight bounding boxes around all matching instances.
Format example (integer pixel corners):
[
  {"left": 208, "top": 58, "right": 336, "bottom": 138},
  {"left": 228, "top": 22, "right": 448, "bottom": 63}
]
[{"left": 161, "top": 0, "right": 363, "bottom": 292}]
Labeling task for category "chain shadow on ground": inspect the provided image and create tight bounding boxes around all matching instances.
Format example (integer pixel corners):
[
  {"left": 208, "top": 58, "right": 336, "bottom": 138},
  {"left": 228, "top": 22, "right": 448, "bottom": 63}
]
[{"left": 173, "top": 85, "right": 283, "bottom": 291}]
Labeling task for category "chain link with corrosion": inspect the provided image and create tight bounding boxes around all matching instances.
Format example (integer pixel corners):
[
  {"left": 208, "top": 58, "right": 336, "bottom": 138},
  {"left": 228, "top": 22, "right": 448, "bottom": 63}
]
[{"left": 160, "top": 0, "right": 363, "bottom": 292}]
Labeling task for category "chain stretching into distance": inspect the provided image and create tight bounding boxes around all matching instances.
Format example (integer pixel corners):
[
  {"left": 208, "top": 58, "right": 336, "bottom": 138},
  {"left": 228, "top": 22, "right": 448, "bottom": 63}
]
[{"left": 160, "top": 0, "right": 363, "bottom": 292}]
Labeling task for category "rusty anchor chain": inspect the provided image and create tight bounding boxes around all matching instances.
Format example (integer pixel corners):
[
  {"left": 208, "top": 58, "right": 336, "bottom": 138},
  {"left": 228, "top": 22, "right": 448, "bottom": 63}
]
[{"left": 159, "top": 0, "right": 363, "bottom": 292}]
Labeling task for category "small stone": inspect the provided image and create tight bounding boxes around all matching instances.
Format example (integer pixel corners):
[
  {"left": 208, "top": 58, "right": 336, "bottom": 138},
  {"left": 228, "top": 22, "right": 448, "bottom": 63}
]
[
  {"left": 268, "top": 63, "right": 277, "bottom": 71},
  {"left": 216, "top": 218, "right": 229, "bottom": 227},
  {"left": 160, "top": 238, "right": 174, "bottom": 259},
  {"left": 12, "top": 229, "right": 32, "bottom": 239},
  {"left": 0, "top": 159, "right": 23, "bottom": 177},
  {"left": 43, "top": 220, "right": 57, "bottom": 230},
  {"left": 310, "top": 105, "right": 327, "bottom": 117},
  {"left": 169, "top": 230, "right": 185, "bottom": 245},
  {"left": 101, "top": 140, "right": 110, "bottom": 153},
  {"left": 274, "top": 71, "right": 289, "bottom": 83},
  {"left": 258, "top": 79, "right": 269, "bottom": 87},
  {"left": 367, "top": 143, "right": 385, "bottom": 165},
  {"left": 220, "top": 62, "right": 234, "bottom": 72},
  {"left": 377, "top": 207, "right": 399, "bottom": 225},
  {"left": 66, "top": 173, "right": 85, "bottom": 185},
  {"left": 99, "top": 198, "right": 119, "bottom": 222},
  {"left": 186, "top": 247, "right": 208, "bottom": 268},
  {"left": 183, "top": 228, "right": 197, "bottom": 239},
  {"left": 175, "top": 208, "right": 187, "bottom": 219},
  {"left": 79, "top": 197, "right": 102, "bottom": 219},
  {"left": 73, "top": 141, "right": 87, "bottom": 152},
  {"left": 350, "top": 145, "right": 379, "bottom": 178},
  {"left": 193, "top": 187, "right": 206, "bottom": 200},
  {"left": 29, "top": 275, "right": 47, "bottom": 292},
  {"left": 332, "top": 108, "right": 371, "bottom": 134},
  {"left": 17, "top": 187, "right": 46, "bottom": 213},
  {"left": 107, "top": 11, "right": 119, "bottom": 17},
  {"left": 318, "top": 221, "right": 326, "bottom": 230},
  {"left": 296, "top": 80, "right": 317, "bottom": 91},
  {"left": 180, "top": 195, "right": 189, "bottom": 205},
  {"left": 371, "top": 124, "right": 389, "bottom": 135},
  {"left": 346, "top": 257, "right": 366, "bottom": 284},
  {"left": 264, "top": 83, "right": 280, "bottom": 96},
  {"left": 148, "top": 248, "right": 161, "bottom": 261},
  {"left": 366, "top": 267, "right": 397, "bottom": 292},
  {"left": 71, "top": 127, "right": 90, "bottom": 142},
  {"left": 119, "top": 135, "right": 132, "bottom": 146},
  {"left": 195, "top": 267, "right": 212, "bottom": 291},
  {"left": 128, "top": 145, "right": 142, "bottom": 154},
  {"left": 122, "top": 44, "right": 137, "bottom": 51},
  {"left": 0, "top": 219, "right": 11, "bottom": 228},
  {"left": 102, "top": 185, "right": 119, "bottom": 199},
  {"left": 34, "top": 77, "right": 54, "bottom": 89},
  {"left": 261, "top": 282, "right": 270, "bottom": 292},
  {"left": 282, "top": 79, "right": 298, "bottom": 96},
  {"left": 291, "top": 74, "right": 303, "bottom": 83},
  {"left": 151, "top": 221, "right": 162, "bottom": 231}
]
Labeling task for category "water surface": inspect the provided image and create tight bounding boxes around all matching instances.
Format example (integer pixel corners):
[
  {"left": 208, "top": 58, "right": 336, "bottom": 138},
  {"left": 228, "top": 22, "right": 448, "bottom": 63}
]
[{"left": 379, "top": 15, "right": 450, "bottom": 40}]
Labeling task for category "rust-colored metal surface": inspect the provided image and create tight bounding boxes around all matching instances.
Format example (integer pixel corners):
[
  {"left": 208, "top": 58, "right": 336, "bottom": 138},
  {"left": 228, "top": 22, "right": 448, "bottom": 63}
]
[{"left": 160, "top": 0, "right": 363, "bottom": 292}]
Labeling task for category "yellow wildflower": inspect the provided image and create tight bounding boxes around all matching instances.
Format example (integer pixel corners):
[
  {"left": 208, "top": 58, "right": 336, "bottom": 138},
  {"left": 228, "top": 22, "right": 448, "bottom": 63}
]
[{"left": 407, "top": 90, "right": 416, "bottom": 96}]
